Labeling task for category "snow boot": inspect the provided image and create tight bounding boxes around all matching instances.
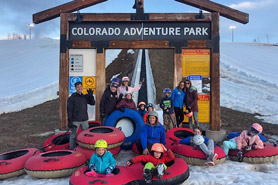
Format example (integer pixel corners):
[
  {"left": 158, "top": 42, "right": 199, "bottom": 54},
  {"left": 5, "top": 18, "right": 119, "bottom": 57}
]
[
  {"left": 143, "top": 169, "right": 152, "bottom": 184},
  {"left": 209, "top": 153, "right": 218, "bottom": 162},
  {"left": 156, "top": 163, "right": 165, "bottom": 179},
  {"left": 205, "top": 161, "right": 215, "bottom": 166}
]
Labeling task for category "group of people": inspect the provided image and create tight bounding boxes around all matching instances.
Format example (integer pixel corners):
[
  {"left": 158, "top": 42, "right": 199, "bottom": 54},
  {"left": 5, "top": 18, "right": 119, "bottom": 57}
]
[{"left": 67, "top": 77, "right": 265, "bottom": 184}]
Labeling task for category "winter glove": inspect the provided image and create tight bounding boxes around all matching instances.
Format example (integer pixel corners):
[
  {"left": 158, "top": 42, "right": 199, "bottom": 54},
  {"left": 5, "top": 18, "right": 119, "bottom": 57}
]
[
  {"left": 105, "top": 166, "right": 114, "bottom": 175},
  {"left": 68, "top": 121, "right": 74, "bottom": 128},
  {"left": 120, "top": 107, "right": 125, "bottom": 112},
  {"left": 87, "top": 88, "right": 94, "bottom": 96},
  {"left": 245, "top": 146, "right": 252, "bottom": 151},
  {"left": 89, "top": 164, "right": 97, "bottom": 172},
  {"left": 126, "top": 160, "right": 133, "bottom": 166}
]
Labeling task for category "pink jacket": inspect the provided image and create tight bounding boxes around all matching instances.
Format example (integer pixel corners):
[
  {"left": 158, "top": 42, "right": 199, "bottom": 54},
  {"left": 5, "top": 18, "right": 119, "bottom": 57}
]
[
  {"left": 234, "top": 130, "right": 264, "bottom": 150},
  {"left": 117, "top": 84, "right": 142, "bottom": 96}
]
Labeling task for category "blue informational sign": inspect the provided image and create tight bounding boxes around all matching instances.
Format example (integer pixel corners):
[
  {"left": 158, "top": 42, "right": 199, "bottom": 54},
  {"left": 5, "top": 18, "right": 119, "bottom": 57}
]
[
  {"left": 188, "top": 75, "right": 202, "bottom": 93},
  {"left": 69, "top": 76, "right": 82, "bottom": 94}
]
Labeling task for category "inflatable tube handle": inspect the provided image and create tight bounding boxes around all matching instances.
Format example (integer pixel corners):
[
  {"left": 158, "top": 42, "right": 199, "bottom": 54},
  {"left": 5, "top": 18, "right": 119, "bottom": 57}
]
[
  {"left": 0, "top": 162, "right": 11, "bottom": 165},
  {"left": 89, "top": 179, "right": 108, "bottom": 184},
  {"left": 43, "top": 158, "right": 60, "bottom": 162},
  {"left": 84, "top": 134, "right": 94, "bottom": 137}
]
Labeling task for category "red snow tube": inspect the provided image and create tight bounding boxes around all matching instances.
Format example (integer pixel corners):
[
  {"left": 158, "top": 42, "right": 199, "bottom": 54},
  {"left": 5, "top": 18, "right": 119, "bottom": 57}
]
[
  {"left": 166, "top": 128, "right": 226, "bottom": 165},
  {"left": 75, "top": 146, "right": 121, "bottom": 160},
  {"left": 69, "top": 158, "right": 189, "bottom": 185},
  {"left": 0, "top": 148, "right": 38, "bottom": 180},
  {"left": 228, "top": 143, "right": 278, "bottom": 163},
  {"left": 24, "top": 150, "right": 87, "bottom": 178},
  {"left": 43, "top": 132, "right": 70, "bottom": 151},
  {"left": 77, "top": 120, "right": 101, "bottom": 135},
  {"left": 77, "top": 126, "right": 125, "bottom": 150}
]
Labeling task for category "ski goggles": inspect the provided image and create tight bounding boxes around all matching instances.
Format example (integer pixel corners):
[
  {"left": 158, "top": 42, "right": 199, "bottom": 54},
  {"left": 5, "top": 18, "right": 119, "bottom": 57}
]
[{"left": 249, "top": 127, "right": 260, "bottom": 135}]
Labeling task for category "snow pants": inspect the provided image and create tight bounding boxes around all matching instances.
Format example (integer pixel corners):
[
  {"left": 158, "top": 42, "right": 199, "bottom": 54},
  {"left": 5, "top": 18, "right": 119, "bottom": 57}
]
[
  {"left": 69, "top": 120, "right": 89, "bottom": 150},
  {"left": 163, "top": 114, "right": 176, "bottom": 131},
  {"left": 222, "top": 139, "right": 237, "bottom": 155}
]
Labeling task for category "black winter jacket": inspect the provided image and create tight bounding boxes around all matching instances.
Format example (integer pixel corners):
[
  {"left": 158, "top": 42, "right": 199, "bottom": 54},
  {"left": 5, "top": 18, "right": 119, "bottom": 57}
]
[
  {"left": 67, "top": 93, "right": 95, "bottom": 124},
  {"left": 100, "top": 87, "right": 119, "bottom": 115}
]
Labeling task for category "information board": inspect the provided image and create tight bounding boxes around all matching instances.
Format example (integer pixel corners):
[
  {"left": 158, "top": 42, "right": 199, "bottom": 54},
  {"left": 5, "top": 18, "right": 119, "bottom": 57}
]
[
  {"left": 69, "top": 54, "right": 83, "bottom": 72},
  {"left": 188, "top": 75, "right": 202, "bottom": 94},
  {"left": 183, "top": 94, "right": 210, "bottom": 123},
  {"left": 69, "top": 76, "right": 82, "bottom": 94},
  {"left": 182, "top": 49, "right": 210, "bottom": 77},
  {"left": 82, "top": 76, "right": 96, "bottom": 94}
]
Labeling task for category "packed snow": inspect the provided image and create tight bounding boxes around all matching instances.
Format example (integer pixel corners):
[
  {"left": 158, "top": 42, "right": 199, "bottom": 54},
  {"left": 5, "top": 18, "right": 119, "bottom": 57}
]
[{"left": 0, "top": 39, "right": 278, "bottom": 184}]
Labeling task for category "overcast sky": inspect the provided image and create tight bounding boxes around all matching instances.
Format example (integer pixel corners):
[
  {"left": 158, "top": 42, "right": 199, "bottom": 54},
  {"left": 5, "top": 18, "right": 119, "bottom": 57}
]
[{"left": 0, "top": 0, "right": 277, "bottom": 43}]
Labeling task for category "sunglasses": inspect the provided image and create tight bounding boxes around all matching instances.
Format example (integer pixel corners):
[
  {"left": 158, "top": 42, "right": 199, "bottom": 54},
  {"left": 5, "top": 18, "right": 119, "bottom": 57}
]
[
  {"left": 249, "top": 127, "right": 260, "bottom": 134},
  {"left": 185, "top": 83, "right": 190, "bottom": 85}
]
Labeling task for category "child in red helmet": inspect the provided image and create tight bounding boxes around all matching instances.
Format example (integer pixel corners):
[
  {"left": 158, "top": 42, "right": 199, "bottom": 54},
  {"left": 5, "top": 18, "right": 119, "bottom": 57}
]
[
  {"left": 126, "top": 143, "right": 175, "bottom": 184},
  {"left": 222, "top": 123, "right": 264, "bottom": 161}
]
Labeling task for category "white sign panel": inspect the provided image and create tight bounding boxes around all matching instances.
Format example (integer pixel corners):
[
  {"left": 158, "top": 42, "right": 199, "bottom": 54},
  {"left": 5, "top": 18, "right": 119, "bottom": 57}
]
[
  {"left": 188, "top": 75, "right": 202, "bottom": 93},
  {"left": 70, "top": 54, "right": 83, "bottom": 72}
]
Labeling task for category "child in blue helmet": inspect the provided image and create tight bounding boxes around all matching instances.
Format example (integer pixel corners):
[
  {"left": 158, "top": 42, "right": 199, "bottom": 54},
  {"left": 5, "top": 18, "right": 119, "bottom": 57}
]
[{"left": 160, "top": 88, "right": 176, "bottom": 131}]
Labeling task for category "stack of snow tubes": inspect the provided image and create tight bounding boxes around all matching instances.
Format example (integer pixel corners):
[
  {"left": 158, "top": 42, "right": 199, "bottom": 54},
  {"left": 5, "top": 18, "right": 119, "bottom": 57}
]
[
  {"left": 42, "top": 120, "right": 101, "bottom": 151},
  {"left": 76, "top": 126, "right": 125, "bottom": 160},
  {"left": 166, "top": 128, "right": 226, "bottom": 166},
  {"left": 0, "top": 148, "right": 38, "bottom": 180}
]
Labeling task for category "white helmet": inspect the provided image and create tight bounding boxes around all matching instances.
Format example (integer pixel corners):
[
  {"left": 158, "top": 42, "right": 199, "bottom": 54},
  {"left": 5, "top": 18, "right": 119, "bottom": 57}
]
[
  {"left": 193, "top": 135, "right": 204, "bottom": 145},
  {"left": 122, "top": 76, "right": 130, "bottom": 82}
]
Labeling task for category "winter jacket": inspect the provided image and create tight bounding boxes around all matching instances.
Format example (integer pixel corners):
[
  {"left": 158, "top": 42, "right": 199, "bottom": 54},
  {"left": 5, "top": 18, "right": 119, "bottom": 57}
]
[
  {"left": 184, "top": 86, "right": 198, "bottom": 112},
  {"left": 130, "top": 149, "right": 175, "bottom": 166},
  {"left": 100, "top": 87, "right": 119, "bottom": 115},
  {"left": 234, "top": 130, "right": 264, "bottom": 150},
  {"left": 141, "top": 122, "right": 166, "bottom": 150},
  {"left": 67, "top": 92, "right": 95, "bottom": 124},
  {"left": 180, "top": 136, "right": 216, "bottom": 146},
  {"left": 117, "top": 84, "right": 142, "bottom": 96},
  {"left": 160, "top": 96, "right": 174, "bottom": 114},
  {"left": 137, "top": 109, "right": 147, "bottom": 118},
  {"left": 116, "top": 98, "right": 137, "bottom": 111},
  {"left": 88, "top": 151, "right": 116, "bottom": 174},
  {"left": 171, "top": 88, "right": 185, "bottom": 108}
]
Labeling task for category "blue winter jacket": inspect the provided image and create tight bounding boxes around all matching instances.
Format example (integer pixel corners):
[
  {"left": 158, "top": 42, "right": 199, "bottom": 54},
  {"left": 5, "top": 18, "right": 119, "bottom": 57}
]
[
  {"left": 140, "top": 122, "right": 166, "bottom": 150},
  {"left": 179, "top": 136, "right": 216, "bottom": 146},
  {"left": 137, "top": 109, "right": 147, "bottom": 118},
  {"left": 88, "top": 151, "right": 116, "bottom": 174},
  {"left": 171, "top": 88, "right": 185, "bottom": 108}
]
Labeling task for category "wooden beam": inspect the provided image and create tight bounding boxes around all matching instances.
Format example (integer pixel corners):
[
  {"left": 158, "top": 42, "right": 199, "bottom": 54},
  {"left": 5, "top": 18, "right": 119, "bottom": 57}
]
[
  {"left": 175, "top": 0, "right": 249, "bottom": 24},
  {"left": 33, "top": 0, "right": 107, "bottom": 24},
  {"left": 173, "top": 53, "right": 183, "bottom": 88},
  {"left": 59, "top": 13, "right": 70, "bottom": 129},
  {"left": 210, "top": 12, "right": 220, "bottom": 131}
]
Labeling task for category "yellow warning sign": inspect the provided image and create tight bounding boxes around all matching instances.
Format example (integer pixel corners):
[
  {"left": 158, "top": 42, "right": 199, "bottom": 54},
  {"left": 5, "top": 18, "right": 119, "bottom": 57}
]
[
  {"left": 182, "top": 49, "right": 210, "bottom": 77},
  {"left": 82, "top": 76, "right": 96, "bottom": 94},
  {"left": 183, "top": 94, "right": 210, "bottom": 123}
]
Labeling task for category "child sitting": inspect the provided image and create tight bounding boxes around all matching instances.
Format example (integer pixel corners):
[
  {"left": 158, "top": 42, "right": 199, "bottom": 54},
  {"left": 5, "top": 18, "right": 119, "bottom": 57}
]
[
  {"left": 137, "top": 101, "right": 147, "bottom": 118},
  {"left": 222, "top": 123, "right": 264, "bottom": 161},
  {"left": 87, "top": 139, "right": 116, "bottom": 176},
  {"left": 160, "top": 88, "right": 176, "bottom": 131},
  {"left": 126, "top": 143, "right": 175, "bottom": 184},
  {"left": 180, "top": 126, "right": 218, "bottom": 166}
]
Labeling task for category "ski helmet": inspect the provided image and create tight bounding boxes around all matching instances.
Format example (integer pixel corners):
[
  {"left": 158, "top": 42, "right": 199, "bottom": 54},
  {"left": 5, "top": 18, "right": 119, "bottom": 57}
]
[
  {"left": 148, "top": 111, "right": 158, "bottom": 119},
  {"left": 250, "top": 123, "right": 263, "bottom": 134},
  {"left": 193, "top": 135, "right": 204, "bottom": 145},
  {"left": 95, "top": 139, "right": 107, "bottom": 148},
  {"left": 146, "top": 103, "right": 153, "bottom": 109},
  {"left": 111, "top": 78, "right": 120, "bottom": 83},
  {"left": 163, "top": 88, "right": 171, "bottom": 94},
  {"left": 185, "top": 110, "right": 193, "bottom": 117},
  {"left": 125, "top": 91, "right": 132, "bottom": 97},
  {"left": 151, "top": 143, "right": 164, "bottom": 153},
  {"left": 110, "top": 82, "right": 118, "bottom": 88},
  {"left": 138, "top": 101, "right": 146, "bottom": 107},
  {"left": 122, "top": 76, "right": 130, "bottom": 82}
]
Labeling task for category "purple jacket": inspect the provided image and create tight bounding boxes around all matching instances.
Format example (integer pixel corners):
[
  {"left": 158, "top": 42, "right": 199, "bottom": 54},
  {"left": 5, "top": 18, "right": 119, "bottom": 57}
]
[
  {"left": 116, "top": 98, "right": 136, "bottom": 111},
  {"left": 184, "top": 86, "right": 198, "bottom": 112}
]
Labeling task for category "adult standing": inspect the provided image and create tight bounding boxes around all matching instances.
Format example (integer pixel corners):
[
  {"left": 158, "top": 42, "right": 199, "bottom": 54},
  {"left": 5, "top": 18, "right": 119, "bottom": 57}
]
[
  {"left": 118, "top": 76, "right": 142, "bottom": 97},
  {"left": 100, "top": 82, "right": 119, "bottom": 125},
  {"left": 67, "top": 82, "right": 95, "bottom": 150},
  {"left": 184, "top": 79, "right": 199, "bottom": 128},
  {"left": 171, "top": 81, "right": 185, "bottom": 128}
]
